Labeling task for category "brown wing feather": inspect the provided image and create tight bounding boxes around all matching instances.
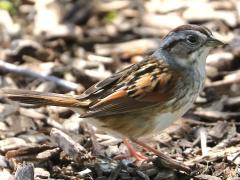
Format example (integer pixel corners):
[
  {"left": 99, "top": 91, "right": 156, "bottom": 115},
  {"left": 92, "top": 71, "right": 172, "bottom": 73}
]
[
  {"left": 2, "top": 57, "right": 178, "bottom": 118},
  {"left": 1, "top": 89, "right": 90, "bottom": 107},
  {"left": 80, "top": 57, "right": 178, "bottom": 117},
  {"left": 78, "top": 64, "right": 136, "bottom": 100}
]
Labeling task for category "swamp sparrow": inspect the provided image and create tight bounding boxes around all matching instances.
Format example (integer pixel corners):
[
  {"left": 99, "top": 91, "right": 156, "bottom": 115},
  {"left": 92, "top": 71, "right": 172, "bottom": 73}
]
[{"left": 2, "top": 24, "right": 223, "bottom": 164}]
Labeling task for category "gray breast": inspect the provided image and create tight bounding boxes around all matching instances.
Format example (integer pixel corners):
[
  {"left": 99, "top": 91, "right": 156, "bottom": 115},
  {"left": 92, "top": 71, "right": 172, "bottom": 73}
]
[{"left": 173, "top": 67, "right": 205, "bottom": 114}]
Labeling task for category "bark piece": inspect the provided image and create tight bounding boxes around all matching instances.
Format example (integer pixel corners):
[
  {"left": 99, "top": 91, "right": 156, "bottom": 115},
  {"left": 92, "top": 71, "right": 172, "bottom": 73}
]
[
  {"left": 0, "top": 138, "right": 27, "bottom": 153},
  {"left": 50, "top": 128, "right": 90, "bottom": 162},
  {"left": 209, "top": 121, "right": 228, "bottom": 139},
  {"left": 14, "top": 163, "right": 34, "bottom": 180},
  {"left": 34, "top": 167, "right": 50, "bottom": 179},
  {"left": 0, "top": 60, "right": 83, "bottom": 91},
  {"left": 195, "top": 174, "right": 221, "bottom": 180}
]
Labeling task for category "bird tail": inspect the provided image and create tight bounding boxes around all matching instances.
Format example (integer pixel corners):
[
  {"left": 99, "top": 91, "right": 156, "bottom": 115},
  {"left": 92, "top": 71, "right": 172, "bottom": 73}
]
[{"left": 0, "top": 89, "right": 90, "bottom": 107}]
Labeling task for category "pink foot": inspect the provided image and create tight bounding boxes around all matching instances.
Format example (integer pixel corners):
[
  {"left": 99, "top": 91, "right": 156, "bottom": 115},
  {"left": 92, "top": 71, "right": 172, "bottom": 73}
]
[{"left": 123, "top": 138, "right": 148, "bottom": 161}]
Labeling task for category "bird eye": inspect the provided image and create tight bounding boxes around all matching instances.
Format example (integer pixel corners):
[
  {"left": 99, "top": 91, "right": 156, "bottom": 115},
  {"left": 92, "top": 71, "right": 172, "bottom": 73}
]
[{"left": 186, "top": 35, "right": 198, "bottom": 45}]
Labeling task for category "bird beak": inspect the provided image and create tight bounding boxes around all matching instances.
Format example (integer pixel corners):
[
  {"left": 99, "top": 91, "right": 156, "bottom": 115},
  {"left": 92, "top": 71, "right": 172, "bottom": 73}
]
[{"left": 206, "top": 37, "right": 224, "bottom": 47}]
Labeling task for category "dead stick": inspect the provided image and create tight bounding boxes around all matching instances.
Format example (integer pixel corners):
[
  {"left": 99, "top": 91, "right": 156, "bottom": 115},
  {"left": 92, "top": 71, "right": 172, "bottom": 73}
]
[
  {"left": 186, "top": 146, "right": 240, "bottom": 165},
  {"left": 0, "top": 60, "right": 83, "bottom": 91}
]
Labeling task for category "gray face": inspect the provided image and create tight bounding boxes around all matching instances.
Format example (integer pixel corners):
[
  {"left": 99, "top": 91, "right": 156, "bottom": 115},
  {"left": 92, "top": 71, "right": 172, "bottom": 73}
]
[
  {"left": 160, "top": 30, "right": 210, "bottom": 69},
  {"left": 169, "top": 31, "right": 208, "bottom": 56}
]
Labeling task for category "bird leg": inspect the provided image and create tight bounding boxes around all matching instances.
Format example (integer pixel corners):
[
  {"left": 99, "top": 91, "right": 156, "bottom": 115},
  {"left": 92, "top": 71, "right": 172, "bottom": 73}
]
[
  {"left": 131, "top": 138, "right": 166, "bottom": 157},
  {"left": 131, "top": 138, "right": 190, "bottom": 173},
  {"left": 123, "top": 138, "right": 148, "bottom": 161}
]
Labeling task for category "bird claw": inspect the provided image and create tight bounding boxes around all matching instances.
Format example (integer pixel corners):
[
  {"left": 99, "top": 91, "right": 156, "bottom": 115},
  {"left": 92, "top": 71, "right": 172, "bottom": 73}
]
[{"left": 123, "top": 138, "right": 148, "bottom": 161}]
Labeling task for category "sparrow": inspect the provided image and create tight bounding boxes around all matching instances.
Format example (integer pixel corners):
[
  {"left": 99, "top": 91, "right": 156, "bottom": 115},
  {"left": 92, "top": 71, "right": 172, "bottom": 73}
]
[{"left": 1, "top": 24, "right": 223, "bottom": 165}]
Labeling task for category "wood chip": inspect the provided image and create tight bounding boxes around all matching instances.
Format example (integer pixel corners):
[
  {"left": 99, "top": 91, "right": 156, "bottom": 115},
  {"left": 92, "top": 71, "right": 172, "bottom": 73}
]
[
  {"left": 14, "top": 163, "right": 34, "bottom": 180},
  {"left": 0, "top": 138, "right": 27, "bottom": 153},
  {"left": 209, "top": 121, "right": 228, "bottom": 139},
  {"left": 6, "top": 144, "right": 55, "bottom": 159},
  {"left": 195, "top": 174, "right": 221, "bottom": 180},
  {"left": 50, "top": 128, "right": 90, "bottom": 162},
  {"left": 193, "top": 110, "right": 240, "bottom": 121},
  {"left": 34, "top": 167, "right": 50, "bottom": 179},
  {"left": 78, "top": 168, "right": 92, "bottom": 177}
]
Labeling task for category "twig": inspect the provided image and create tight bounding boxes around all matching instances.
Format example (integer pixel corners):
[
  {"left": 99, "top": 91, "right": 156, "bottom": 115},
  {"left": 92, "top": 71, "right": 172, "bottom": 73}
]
[
  {"left": 193, "top": 110, "right": 240, "bottom": 121},
  {"left": 200, "top": 128, "right": 208, "bottom": 156},
  {"left": 194, "top": 174, "right": 221, "bottom": 180},
  {"left": 0, "top": 60, "right": 83, "bottom": 91},
  {"left": 186, "top": 146, "right": 240, "bottom": 165}
]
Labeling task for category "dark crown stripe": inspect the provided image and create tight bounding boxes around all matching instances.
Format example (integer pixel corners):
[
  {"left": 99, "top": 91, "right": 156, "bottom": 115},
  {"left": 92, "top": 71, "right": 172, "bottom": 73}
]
[
  {"left": 171, "top": 24, "right": 212, "bottom": 37},
  {"left": 160, "top": 24, "right": 212, "bottom": 50}
]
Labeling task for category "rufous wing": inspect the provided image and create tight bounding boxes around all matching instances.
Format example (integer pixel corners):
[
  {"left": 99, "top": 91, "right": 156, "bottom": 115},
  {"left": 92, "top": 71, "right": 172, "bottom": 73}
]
[{"left": 80, "top": 57, "right": 177, "bottom": 117}]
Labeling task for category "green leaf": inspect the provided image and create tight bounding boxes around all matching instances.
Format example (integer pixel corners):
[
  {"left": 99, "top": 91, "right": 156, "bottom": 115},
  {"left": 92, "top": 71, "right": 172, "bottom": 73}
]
[
  {"left": 104, "top": 11, "right": 118, "bottom": 23},
  {"left": 0, "top": 0, "right": 14, "bottom": 12}
]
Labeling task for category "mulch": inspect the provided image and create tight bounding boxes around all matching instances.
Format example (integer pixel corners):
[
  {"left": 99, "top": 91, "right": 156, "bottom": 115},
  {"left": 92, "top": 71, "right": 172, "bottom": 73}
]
[{"left": 0, "top": 0, "right": 240, "bottom": 179}]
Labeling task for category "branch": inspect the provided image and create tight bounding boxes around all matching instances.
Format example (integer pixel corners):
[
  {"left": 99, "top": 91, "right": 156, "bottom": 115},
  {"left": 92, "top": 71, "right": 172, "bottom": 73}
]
[{"left": 0, "top": 60, "right": 83, "bottom": 91}]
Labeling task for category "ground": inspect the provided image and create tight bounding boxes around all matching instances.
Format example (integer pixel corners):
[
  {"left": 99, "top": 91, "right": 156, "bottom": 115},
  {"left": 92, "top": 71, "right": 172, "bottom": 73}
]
[{"left": 0, "top": 0, "right": 240, "bottom": 179}]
